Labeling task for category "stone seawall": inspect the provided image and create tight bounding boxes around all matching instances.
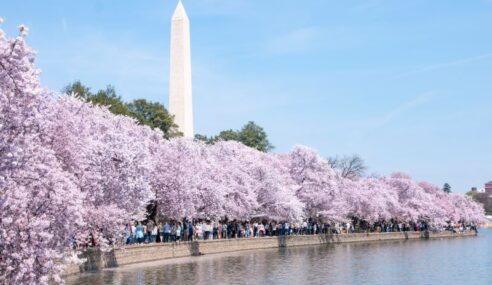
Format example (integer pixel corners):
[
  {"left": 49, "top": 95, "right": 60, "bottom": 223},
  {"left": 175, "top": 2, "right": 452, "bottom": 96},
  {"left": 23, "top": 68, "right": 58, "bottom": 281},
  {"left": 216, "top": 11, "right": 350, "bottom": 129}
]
[{"left": 64, "top": 230, "right": 476, "bottom": 276}]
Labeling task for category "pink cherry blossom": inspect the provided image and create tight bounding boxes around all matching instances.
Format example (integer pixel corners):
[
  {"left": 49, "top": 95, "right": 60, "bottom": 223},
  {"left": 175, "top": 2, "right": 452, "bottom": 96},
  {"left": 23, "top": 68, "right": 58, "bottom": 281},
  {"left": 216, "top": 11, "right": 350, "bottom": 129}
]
[
  {"left": 0, "top": 28, "right": 84, "bottom": 285},
  {"left": 287, "top": 145, "right": 348, "bottom": 222}
]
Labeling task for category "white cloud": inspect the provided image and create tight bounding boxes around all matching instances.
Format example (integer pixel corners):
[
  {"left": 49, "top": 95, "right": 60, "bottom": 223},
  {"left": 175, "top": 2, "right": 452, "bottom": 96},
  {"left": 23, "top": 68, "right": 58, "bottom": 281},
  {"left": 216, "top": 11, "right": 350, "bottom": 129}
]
[
  {"left": 378, "top": 92, "right": 433, "bottom": 127},
  {"left": 266, "top": 27, "right": 319, "bottom": 55},
  {"left": 355, "top": 92, "right": 434, "bottom": 138},
  {"left": 392, "top": 53, "right": 492, "bottom": 79}
]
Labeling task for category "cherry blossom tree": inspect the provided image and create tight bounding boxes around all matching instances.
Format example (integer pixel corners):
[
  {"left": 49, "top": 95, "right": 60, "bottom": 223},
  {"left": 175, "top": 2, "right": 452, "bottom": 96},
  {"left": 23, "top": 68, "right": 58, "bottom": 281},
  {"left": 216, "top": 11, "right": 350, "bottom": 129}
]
[
  {"left": 0, "top": 25, "right": 85, "bottom": 284},
  {"left": 383, "top": 173, "right": 442, "bottom": 223},
  {"left": 287, "top": 145, "right": 348, "bottom": 222},
  {"left": 46, "top": 95, "right": 157, "bottom": 244},
  {"left": 343, "top": 177, "right": 400, "bottom": 224},
  {"left": 151, "top": 138, "right": 217, "bottom": 220},
  {"left": 150, "top": 140, "right": 304, "bottom": 222},
  {"left": 418, "top": 181, "right": 457, "bottom": 225},
  {"left": 210, "top": 141, "right": 303, "bottom": 221},
  {"left": 450, "top": 195, "right": 485, "bottom": 225},
  {"left": 207, "top": 141, "right": 260, "bottom": 220},
  {"left": 255, "top": 153, "right": 304, "bottom": 221},
  {"left": 421, "top": 180, "right": 485, "bottom": 225},
  {"left": 0, "top": 24, "right": 156, "bottom": 284}
]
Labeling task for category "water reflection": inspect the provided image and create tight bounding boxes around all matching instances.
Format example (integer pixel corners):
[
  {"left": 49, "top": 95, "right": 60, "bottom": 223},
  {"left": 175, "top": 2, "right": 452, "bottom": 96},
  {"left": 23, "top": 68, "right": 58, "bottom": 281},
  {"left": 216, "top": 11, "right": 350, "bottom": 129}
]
[{"left": 66, "top": 230, "right": 492, "bottom": 285}]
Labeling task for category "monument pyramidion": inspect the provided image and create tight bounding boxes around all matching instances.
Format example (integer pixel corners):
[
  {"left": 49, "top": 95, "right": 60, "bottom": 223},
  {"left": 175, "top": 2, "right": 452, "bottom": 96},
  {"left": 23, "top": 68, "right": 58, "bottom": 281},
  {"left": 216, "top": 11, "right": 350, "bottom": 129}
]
[{"left": 169, "top": 0, "right": 194, "bottom": 138}]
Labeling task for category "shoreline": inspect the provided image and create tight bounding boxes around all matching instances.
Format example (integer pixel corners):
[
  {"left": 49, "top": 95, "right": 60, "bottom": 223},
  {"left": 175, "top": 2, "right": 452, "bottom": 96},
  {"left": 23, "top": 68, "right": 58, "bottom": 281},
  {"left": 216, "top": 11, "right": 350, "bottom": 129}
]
[{"left": 64, "top": 230, "right": 476, "bottom": 276}]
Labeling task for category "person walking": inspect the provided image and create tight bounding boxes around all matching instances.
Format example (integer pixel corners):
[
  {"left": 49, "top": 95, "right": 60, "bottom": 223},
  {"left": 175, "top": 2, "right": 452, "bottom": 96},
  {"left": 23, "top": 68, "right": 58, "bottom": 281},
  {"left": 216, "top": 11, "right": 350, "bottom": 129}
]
[
  {"left": 163, "top": 222, "right": 171, "bottom": 242},
  {"left": 258, "top": 223, "right": 265, "bottom": 237},
  {"left": 171, "top": 223, "right": 177, "bottom": 242},
  {"left": 124, "top": 223, "right": 132, "bottom": 245},
  {"left": 187, "top": 222, "right": 194, "bottom": 241},
  {"left": 213, "top": 222, "right": 219, "bottom": 240},
  {"left": 176, "top": 223, "right": 182, "bottom": 242},
  {"left": 222, "top": 223, "right": 228, "bottom": 239},
  {"left": 136, "top": 222, "right": 144, "bottom": 244},
  {"left": 151, "top": 224, "right": 158, "bottom": 243},
  {"left": 130, "top": 222, "right": 136, "bottom": 244},
  {"left": 146, "top": 220, "right": 154, "bottom": 243},
  {"left": 158, "top": 222, "right": 164, "bottom": 243}
]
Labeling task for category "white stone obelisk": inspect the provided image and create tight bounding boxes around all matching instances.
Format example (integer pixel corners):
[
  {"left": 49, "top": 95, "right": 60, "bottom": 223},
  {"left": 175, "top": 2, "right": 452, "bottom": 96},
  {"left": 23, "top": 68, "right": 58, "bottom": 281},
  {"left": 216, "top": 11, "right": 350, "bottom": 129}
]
[{"left": 169, "top": 0, "right": 194, "bottom": 138}]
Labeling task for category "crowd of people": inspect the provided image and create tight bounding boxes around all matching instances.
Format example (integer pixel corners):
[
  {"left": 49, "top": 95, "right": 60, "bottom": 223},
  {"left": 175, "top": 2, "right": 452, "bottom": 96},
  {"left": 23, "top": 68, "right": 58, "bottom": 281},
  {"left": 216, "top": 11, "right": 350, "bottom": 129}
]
[{"left": 119, "top": 218, "right": 475, "bottom": 246}]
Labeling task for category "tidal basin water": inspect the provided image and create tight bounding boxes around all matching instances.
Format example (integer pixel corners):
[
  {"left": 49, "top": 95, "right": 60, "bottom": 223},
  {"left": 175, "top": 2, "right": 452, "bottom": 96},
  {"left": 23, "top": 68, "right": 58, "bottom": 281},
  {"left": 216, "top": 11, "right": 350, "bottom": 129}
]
[{"left": 66, "top": 229, "right": 492, "bottom": 285}]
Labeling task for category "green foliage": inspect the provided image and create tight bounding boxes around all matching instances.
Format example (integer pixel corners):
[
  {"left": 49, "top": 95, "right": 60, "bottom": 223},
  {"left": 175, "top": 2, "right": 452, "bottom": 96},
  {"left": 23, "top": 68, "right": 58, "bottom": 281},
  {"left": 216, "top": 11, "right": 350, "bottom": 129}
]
[
  {"left": 63, "top": 81, "right": 181, "bottom": 138},
  {"left": 216, "top": 129, "right": 241, "bottom": 141},
  {"left": 63, "top": 81, "right": 129, "bottom": 116},
  {"left": 193, "top": 134, "right": 209, "bottom": 143},
  {"left": 238, "top": 121, "right": 273, "bottom": 152},
  {"left": 62, "top": 81, "right": 91, "bottom": 100},
  {"left": 443, "top": 183, "right": 452, "bottom": 193},
  {"left": 195, "top": 121, "right": 273, "bottom": 152},
  {"left": 127, "top": 99, "right": 181, "bottom": 139},
  {"left": 92, "top": 86, "right": 131, "bottom": 116}
]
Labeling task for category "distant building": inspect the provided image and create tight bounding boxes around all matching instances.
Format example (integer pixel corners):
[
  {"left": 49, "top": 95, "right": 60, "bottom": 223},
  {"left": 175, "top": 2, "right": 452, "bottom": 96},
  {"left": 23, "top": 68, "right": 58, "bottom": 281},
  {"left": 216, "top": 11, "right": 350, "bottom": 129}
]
[
  {"left": 485, "top": 181, "right": 492, "bottom": 195},
  {"left": 169, "top": 0, "right": 194, "bottom": 138}
]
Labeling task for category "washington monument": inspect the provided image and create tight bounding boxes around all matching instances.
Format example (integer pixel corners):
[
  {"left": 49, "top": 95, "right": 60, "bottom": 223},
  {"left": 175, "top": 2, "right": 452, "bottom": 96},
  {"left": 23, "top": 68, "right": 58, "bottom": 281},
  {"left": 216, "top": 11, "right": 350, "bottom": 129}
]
[{"left": 169, "top": 0, "right": 194, "bottom": 138}]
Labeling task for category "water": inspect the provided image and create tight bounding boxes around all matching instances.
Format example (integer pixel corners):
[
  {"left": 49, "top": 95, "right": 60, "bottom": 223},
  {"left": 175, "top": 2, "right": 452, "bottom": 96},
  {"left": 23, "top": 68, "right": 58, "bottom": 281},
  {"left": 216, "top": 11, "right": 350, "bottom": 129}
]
[{"left": 66, "top": 229, "right": 492, "bottom": 285}]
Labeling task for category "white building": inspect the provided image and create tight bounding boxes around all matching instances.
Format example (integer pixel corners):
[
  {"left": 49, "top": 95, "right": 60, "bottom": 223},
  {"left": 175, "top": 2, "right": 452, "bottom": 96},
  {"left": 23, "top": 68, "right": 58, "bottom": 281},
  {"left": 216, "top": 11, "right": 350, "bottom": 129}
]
[{"left": 169, "top": 0, "right": 194, "bottom": 138}]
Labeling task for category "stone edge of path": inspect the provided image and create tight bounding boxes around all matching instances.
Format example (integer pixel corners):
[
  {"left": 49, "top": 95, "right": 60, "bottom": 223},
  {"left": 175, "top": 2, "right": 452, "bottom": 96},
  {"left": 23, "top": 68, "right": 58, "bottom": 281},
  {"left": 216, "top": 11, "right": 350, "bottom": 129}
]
[{"left": 63, "top": 230, "right": 477, "bottom": 276}]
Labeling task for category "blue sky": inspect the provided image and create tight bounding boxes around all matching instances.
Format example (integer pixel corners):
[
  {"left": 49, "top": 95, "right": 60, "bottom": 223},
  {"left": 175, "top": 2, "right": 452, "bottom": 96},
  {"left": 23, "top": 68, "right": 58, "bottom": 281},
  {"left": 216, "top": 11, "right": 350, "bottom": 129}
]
[{"left": 2, "top": 0, "right": 492, "bottom": 193}]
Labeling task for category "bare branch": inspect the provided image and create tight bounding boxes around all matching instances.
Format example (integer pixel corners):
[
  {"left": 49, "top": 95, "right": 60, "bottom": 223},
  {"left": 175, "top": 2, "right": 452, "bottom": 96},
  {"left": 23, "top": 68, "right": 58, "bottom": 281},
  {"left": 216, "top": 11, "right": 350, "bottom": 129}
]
[{"left": 327, "top": 154, "right": 367, "bottom": 180}]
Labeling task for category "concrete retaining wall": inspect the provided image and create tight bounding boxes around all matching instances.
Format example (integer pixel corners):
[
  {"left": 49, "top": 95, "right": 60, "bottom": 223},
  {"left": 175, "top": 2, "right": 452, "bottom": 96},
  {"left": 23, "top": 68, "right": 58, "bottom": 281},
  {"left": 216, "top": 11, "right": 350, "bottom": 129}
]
[{"left": 64, "top": 230, "right": 476, "bottom": 276}]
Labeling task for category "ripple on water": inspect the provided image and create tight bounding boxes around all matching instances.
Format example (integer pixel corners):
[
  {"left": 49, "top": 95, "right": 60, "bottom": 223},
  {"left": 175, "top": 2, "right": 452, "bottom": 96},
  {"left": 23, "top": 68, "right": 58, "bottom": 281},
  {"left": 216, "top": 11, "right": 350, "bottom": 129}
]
[{"left": 65, "top": 229, "right": 492, "bottom": 285}]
